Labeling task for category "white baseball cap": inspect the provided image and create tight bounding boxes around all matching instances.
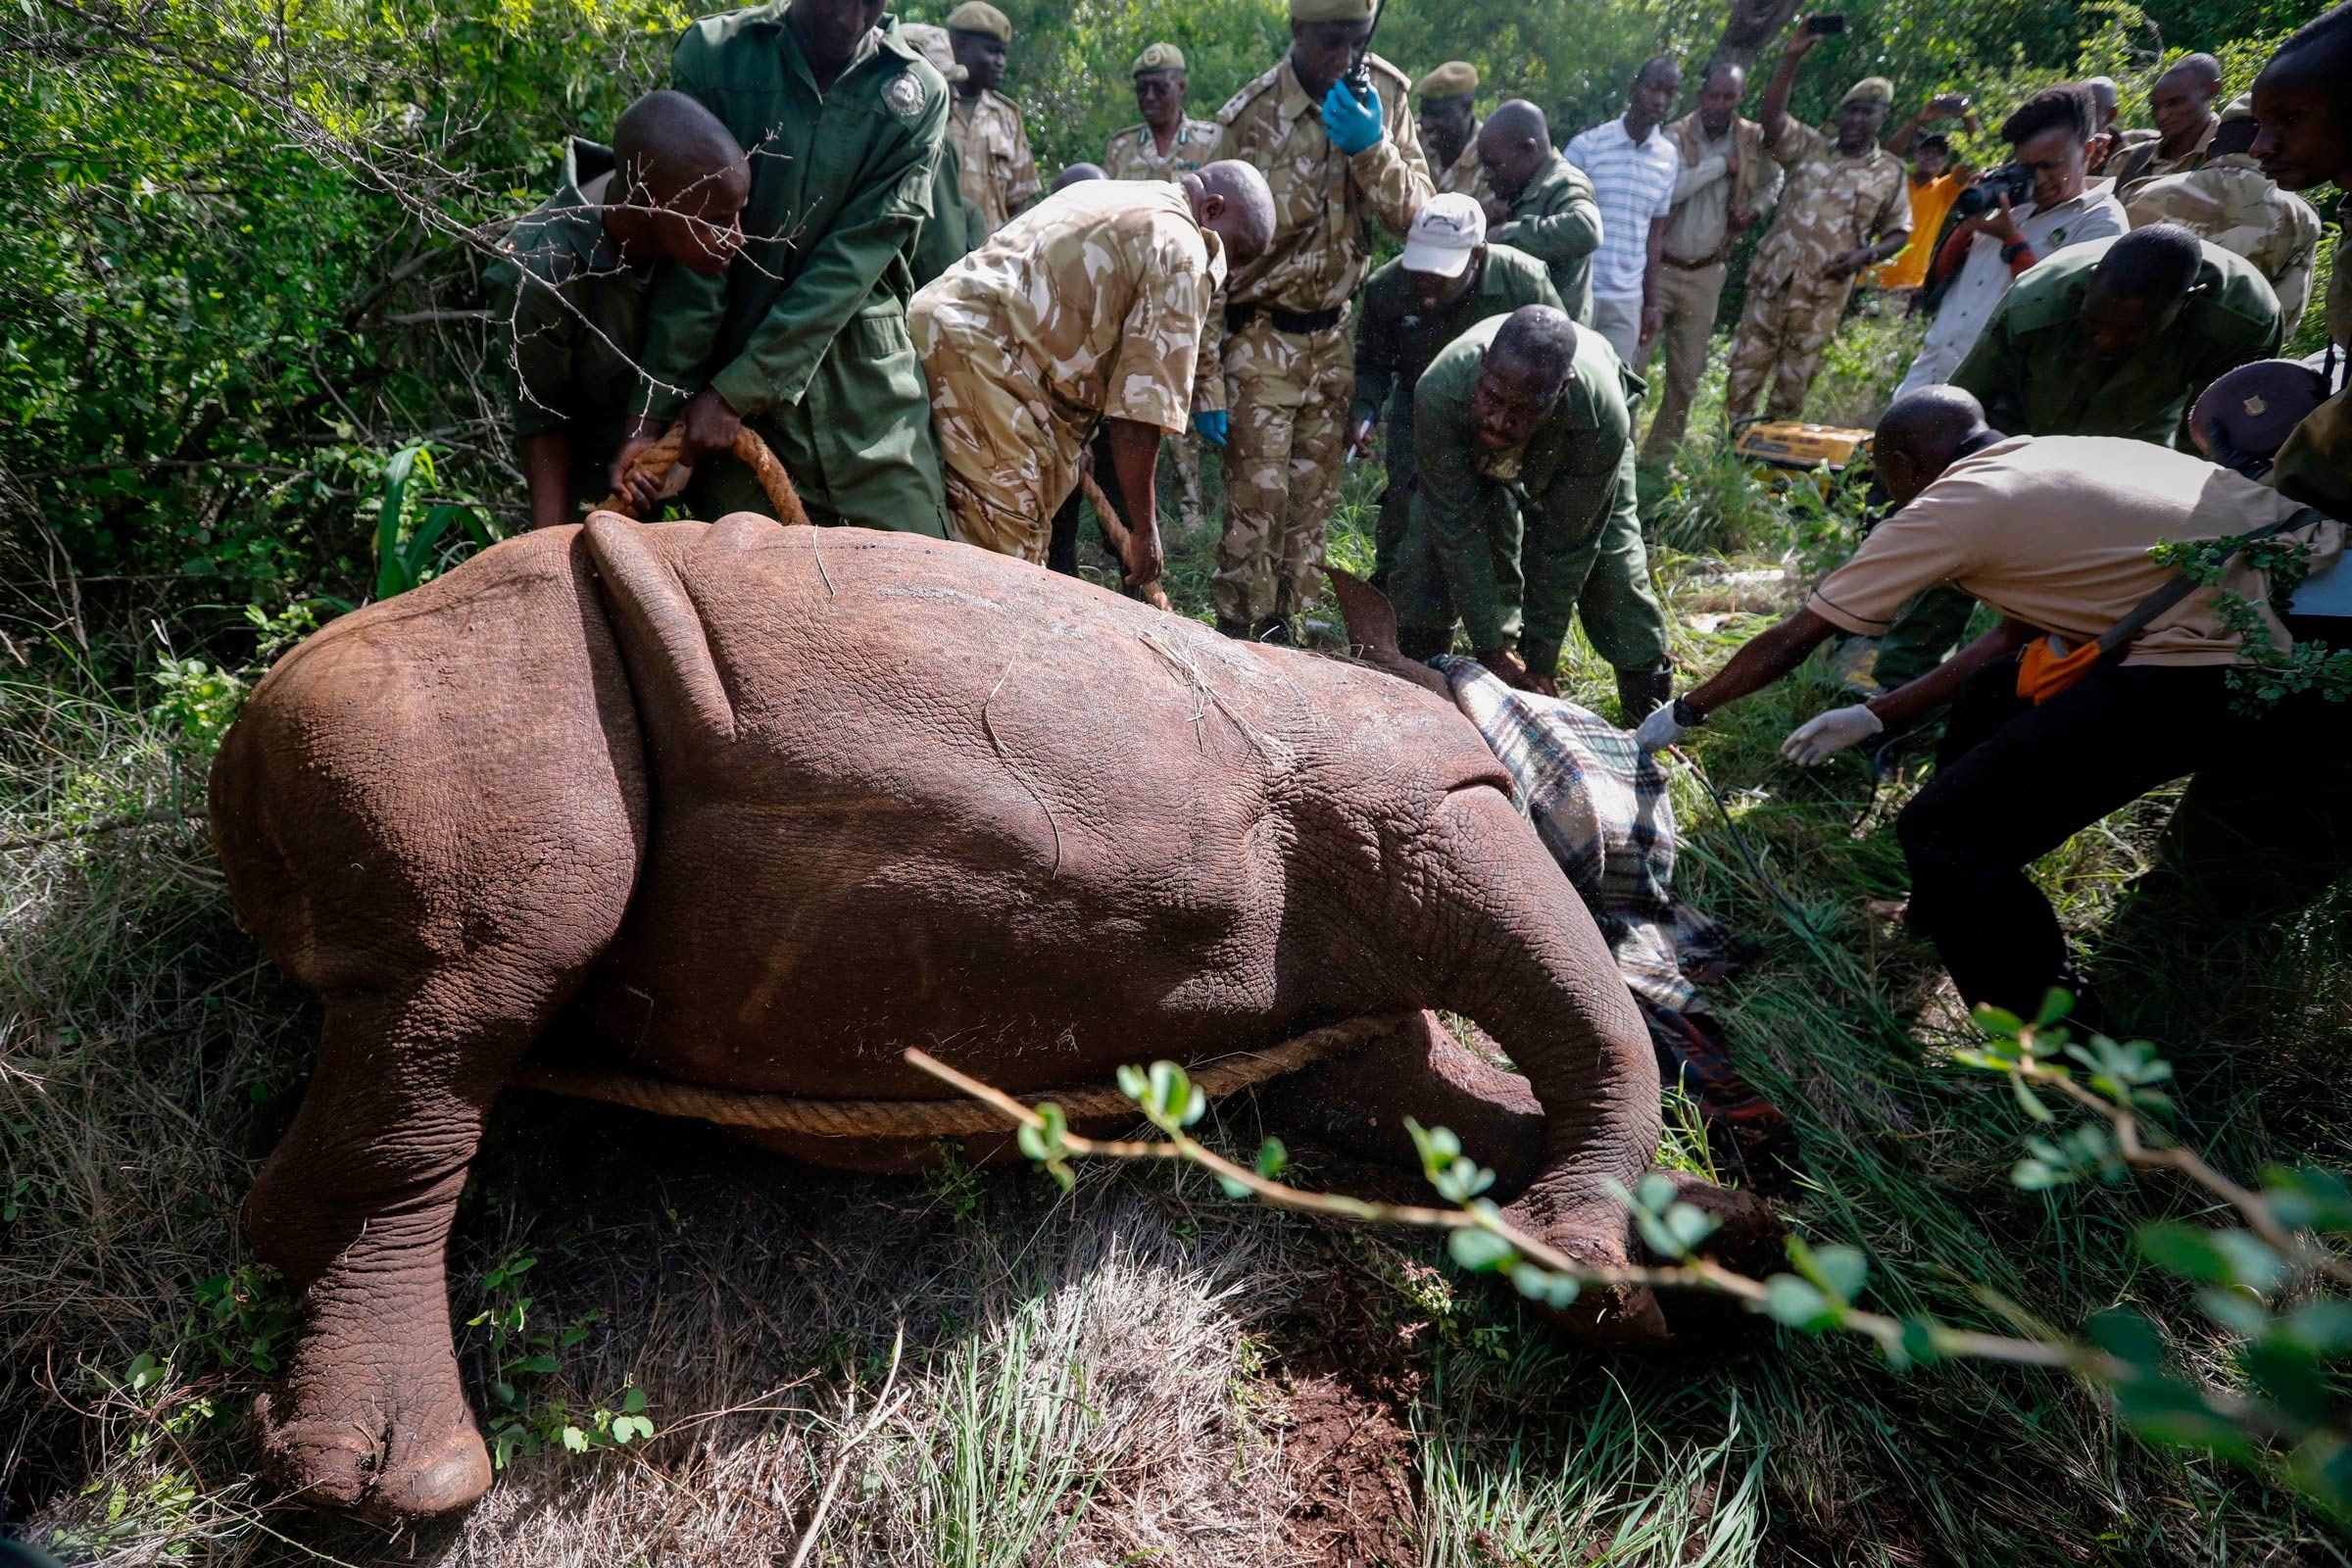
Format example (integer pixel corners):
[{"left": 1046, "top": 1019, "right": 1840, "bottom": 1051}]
[{"left": 1399, "top": 193, "right": 1486, "bottom": 278}]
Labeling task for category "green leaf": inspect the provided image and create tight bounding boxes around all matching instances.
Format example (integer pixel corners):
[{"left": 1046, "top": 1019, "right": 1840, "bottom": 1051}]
[
  {"left": 1254, "top": 1137, "right": 1288, "bottom": 1180},
  {"left": 1662, "top": 1202, "right": 1722, "bottom": 1255},
  {"left": 2277, "top": 1299, "right": 2352, "bottom": 1358},
  {"left": 2010, "top": 1072, "right": 2055, "bottom": 1123},
  {"left": 1807, "top": 1244, "right": 1869, "bottom": 1304},
  {"left": 1115, "top": 1063, "right": 1149, "bottom": 1102},
  {"left": 2134, "top": 1222, "right": 2266, "bottom": 1288},
  {"left": 1897, "top": 1317, "right": 1944, "bottom": 1369},
  {"left": 1447, "top": 1226, "right": 1516, "bottom": 1273},
  {"left": 1973, "top": 1004, "right": 2026, "bottom": 1040},
  {"left": 611, "top": 1413, "right": 654, "bottom": 1444},
  {"left": 2032, "top": 988, "right": 2076, "bottom": 1028},
  {"left": 1636, "top": 1173, "right": 1678, "bottom": 1215},
  {"left": 1762, "top": 1275, "right": 1838, "bottom": 1332},
  {"left": 2264, "top": 1165, "right": 2352, "bottom": 1232},
  {"left": 560, "top": 1424, "right": 590, "bottom": 1454},
  {"left": 2195, "top": 1288, "right": 2271, "bottom": 1338},
  {"left": 2086, "top": 1308, "right": 2167, "bottom": 1370},
  {"left": 1215, "top": 1173, "right": 1250, "bottom": 1199},
  {"left": 621, "top": 1386, "right": 649, "bottom": 1414},
  {"left": 510, "top": 1353, "right": 561, "bottom": 1376}
]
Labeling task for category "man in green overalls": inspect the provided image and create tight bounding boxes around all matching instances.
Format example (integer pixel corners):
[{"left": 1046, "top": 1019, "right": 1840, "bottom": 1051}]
[
  {"left": 1390, "top": 305, "right": 1673, "bottom": 717},
  {"left": 485, "top": 92, "right": 750, "bottom": 528},
  {"left": 627, "top": 0, "right": 953, "bottom": 534}
]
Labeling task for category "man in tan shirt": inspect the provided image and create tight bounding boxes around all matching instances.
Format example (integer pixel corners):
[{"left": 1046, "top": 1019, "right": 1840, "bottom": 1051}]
[{"left": 1636, "top": 386, "right": 2340, "bottom": 1023}]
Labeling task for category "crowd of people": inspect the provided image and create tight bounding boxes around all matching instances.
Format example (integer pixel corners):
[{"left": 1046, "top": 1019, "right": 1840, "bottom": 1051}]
[{"left": 484, "top": 0, "right": 2352, "bottom": 1030}]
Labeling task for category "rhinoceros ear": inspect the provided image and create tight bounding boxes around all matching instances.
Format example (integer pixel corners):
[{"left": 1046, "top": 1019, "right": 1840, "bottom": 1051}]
[{"left": 1324, "top": 565, "right": 1399, "bottom": 662}]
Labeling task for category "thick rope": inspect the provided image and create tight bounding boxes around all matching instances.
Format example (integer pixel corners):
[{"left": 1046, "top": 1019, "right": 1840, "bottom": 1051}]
[
  {"left": 511, "top": 1012, "right": 1411, "bottom": 1137},
  {"left": 599, "top": 425, "right": 809, "bottom": 526},
  {"left": 1077, "top": 467, "right": 1175, "bottom": 612}
]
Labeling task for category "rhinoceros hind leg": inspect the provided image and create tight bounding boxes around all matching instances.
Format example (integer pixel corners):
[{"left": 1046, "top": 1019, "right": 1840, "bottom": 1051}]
[{"left": 245, "top": 957, "right": 593, "bottom": 1520}]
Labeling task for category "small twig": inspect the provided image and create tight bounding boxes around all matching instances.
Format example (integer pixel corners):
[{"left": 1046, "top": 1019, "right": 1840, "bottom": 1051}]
[{"left": 785, "top": 1326, "right": 906, "bottom": 1568}]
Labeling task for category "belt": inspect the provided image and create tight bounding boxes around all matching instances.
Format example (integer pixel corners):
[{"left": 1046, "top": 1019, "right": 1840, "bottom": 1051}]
[
  {"left": 1661, "top": 253, "right": 1724, "bottom": 272},
  {"left": 1225, "top": 302, "right": 1345, "bottom": 335}
]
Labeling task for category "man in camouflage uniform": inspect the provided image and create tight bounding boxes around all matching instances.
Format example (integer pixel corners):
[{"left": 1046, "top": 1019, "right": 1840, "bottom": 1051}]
[
  {"left": 633, "top": 0, "right": 952, "bottom": 536},
  {"left": 910, "top": 166, "right": 1273, "bottom": 574},
  {"left": 1205, "top": 0, "right": 1433, "bottom": 641},
  {"left": 1416, "top": 61, "right": 1490, "bottom": 204},
  {"left": 486, "top": 93, "right": 749, "bottom": 528},
  {"left": 1722, "top": 22, "right": 1911, "bottom": 424},
  {"left": 2127, "top": 94, "right": 2323, "bottom": 337},
  {"left": 1392, "top": 305, "right": 1674, "bottom": 717},
  {"left": 946, "top": 1, "right": 1040, "bottom": 233},
  {"left": 1104, "top": 41, "right": 1223, "bottom": 528},
  {"left": 902, "top": 23, "right": 985, "bottom": 286},
  {"left": 1477, "top": 99, "right": 1602, "bottom": 323},
  {"left": 2107, "top": 53, "right": 2223, "bottom": 195},
  {"left": 1346, "top": 193, "right": 1561, "bottom": 600}
]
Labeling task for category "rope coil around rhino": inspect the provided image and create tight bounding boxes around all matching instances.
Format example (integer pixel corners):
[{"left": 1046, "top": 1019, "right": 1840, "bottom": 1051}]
[{"left": 510, "top": 1012, "right": 1412, "bottom": 1138}]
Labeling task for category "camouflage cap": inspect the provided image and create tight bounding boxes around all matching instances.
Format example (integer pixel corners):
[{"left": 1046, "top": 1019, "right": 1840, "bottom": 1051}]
[
  {"left": 1132, "top": 41, "right": 1186, "bottom": 74},
  {"left": 1415, "top": 61, "right": 1478, "bottom": 101},
  {"left": 1839, "top": 75, "right": 1894, "bottom": 108},
  {"left": 1289, "top": 0, "right": 1375, "bottom": 21},
  {"left": 945, "top": 1, "right": 1011, "bottom": 41},
  {"left": 902, "top": 23, "right": 967, "bottom": 81},
  {"left": 2220, "top": 91, "right": 2254, "bottom": 123}
]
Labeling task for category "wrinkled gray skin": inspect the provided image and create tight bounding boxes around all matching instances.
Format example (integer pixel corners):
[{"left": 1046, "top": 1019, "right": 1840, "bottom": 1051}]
[{"left": 210, "top": 514, "right": 1755, "bottom": 1522}]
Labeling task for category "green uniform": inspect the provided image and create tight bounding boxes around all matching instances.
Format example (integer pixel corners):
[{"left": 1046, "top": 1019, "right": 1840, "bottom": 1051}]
[
  {"left": 641, "top": 7, "right": 951, "bottom": 534},
  {"left": 2271, "top": 197, "right": 2352, "bottom": 517},
  {"left": 482, "top": 138, "right": 649, "bottom": 513},
  {"left": 1393, "top": 315, "right": 1669, "bottom": 677},
  {"left": 1879, "top": 235, "right": 2285, "bottom": 690},
  {"left": 911, "top": 139, "right": 981, "bottom": 287},
  {"left": 1488, "top": 153, "right": 1602, "bottom": 325},
  {"left": 1950, "top": 234, "right": 2282, "bottom": 447},
  {"left": 1350, "top": 243, "right": 1560, "bottom": 588}
]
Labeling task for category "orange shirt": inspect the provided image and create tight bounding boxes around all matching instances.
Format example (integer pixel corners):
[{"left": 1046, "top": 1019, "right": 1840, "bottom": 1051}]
[{"left": 1873, "top": 172, "right": 1963, "bottom": 289}]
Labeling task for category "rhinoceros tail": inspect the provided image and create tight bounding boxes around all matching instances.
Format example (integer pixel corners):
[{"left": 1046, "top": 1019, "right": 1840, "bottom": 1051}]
[{"left": 583, "top": 512, "right": 738, "bottom": 757}]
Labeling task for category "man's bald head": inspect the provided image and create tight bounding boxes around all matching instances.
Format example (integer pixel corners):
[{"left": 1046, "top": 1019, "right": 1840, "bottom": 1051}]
[
  {"left": 1477, "top": 100, "right": 1553, "bottom": 200},
  {"left": 1492, "top": 304, "right": 1577, "bottom": 383},
  {"left": 613, "top": 89, "right": 748, "bottom": 205},
  {"left": 1875, "top": 387, "right": 1996, "bottom": 506},
  {"left": 607, "top": 89, "right": 751, "bottom": 277},
  {"left": 1470, "top": 306, "right": 1579, "bottom": 451},
  {"left": 2150, "top": 52, "right": 2224, "bottom": 151},
  {"left": 2160, "top": 53, "right": 2223, "bottom": 94},
  {"left": 1052, "top": 162, "right": 1106, "bottom": 191},
  {"left": 2081, "top": 224, "right": 2204, "bottom": 361},
  {"left": 1189, "top": 159, "right": 1277, "bottom": 265}
]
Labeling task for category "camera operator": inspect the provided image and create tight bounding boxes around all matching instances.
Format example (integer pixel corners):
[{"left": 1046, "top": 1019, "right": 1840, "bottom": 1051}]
[{"left": 1893, "top": 84, "right": 2127, "bottom": 398}]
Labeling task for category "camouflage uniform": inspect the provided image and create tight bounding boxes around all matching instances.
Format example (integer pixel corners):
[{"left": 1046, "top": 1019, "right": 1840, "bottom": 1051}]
[
  {"left": 2126, "top": 155, "right": 2324, "bottom": 338},
  {"left": 2271, "top": 198, "right": 2352, "bottom": 518},
  {"left": 1391, "top": 314, "right": 1668, "bottom": 677},
  {"left": 909, "top": 181, "right": 1225, "bottom": 561},
  {"left": 1206, "top": 53, "right": 1432, "bottom": 627},
  {"left": 1724, "top": 119, "right": 1909, "bottom": 422},
  {"left": 951, "top": 88, "right": 1042, "bottom": 233},
  {"left": 482, "top": 138, "right": 650, "bottom": 513},
  {"left": 1488, "top": 152, "right": 1601, "bottom": 324},
  {"left": 1434, "top": 133, "right": 1492, "bottom": 204},
  {"left": 2107, "top": 120, "right": 2216, "bottom": 197},
  {"left": 1103, "top": 114, "right": 1222, "bottom": 525}
]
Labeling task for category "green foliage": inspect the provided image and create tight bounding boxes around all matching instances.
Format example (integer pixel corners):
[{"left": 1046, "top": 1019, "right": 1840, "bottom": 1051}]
[
  {"left": 189, "top": 1265, "right": 300, "bottom": 1376},
  {"left": 464, "top": 1250, "right": 656, "bottom": 1468},
  {"left": 370, "top": 443, "right": 499, "bottom": 600},
  {"left": 2150, "top": 527, "right": 2352, "bottom": 710}
]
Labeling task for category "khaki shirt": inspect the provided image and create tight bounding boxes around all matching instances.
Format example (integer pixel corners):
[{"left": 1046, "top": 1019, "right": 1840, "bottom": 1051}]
[
  {"left": 1810, "top": 435, "right": 2336, "bottom": 665},
  {"left": 1751, "top": 119, "right": 1910, "bottom": 291},
  {"left": 951, "top": 88, "right": 1042, "bottom": 232},
  {"left": 910, "top": 180, "right": 1226, "bottom": 436},
  {"left": 1951, "top": 234, "right": 2282, "bottom": 449},
  {"left": 1434, "top": 131, "right": 1491, "bottom": 203},
  {"left": 2109, "top": 120, "right": 2217, "bottom": 196},
  {"left": 1104, "top": 118, "right": 1219, "bottom": 181},
  {"left": 1206, "top": 53, "right": 1433, "bottom": 317},
  {"left": 2127, "top": 155, "right": 2325, "bottom": 338},
  {"left": 1488, "top": 152, "right": 1603, "bottom": 323},
  {"left": 1663, "top": 112, "right": 1784, "bottom": 267}
]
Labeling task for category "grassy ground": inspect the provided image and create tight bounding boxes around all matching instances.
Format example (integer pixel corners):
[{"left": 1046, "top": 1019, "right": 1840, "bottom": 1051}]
[{"left": 6, "top": 307, "right": 2352, "bottom": 1565}]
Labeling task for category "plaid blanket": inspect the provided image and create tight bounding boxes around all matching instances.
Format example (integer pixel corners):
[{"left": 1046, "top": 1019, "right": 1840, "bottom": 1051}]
[{"left": 1433, "top": 658, "right": 1800, "bottom": 1190}]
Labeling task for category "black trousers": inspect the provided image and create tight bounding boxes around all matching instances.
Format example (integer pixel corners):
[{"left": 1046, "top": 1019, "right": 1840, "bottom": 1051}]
[
  {"left": 1047, "top": 427, "right": 1128, "bottom": 579},
  {"left": 1895, "top": 656, "right": 2350, "bottom": 1020}
]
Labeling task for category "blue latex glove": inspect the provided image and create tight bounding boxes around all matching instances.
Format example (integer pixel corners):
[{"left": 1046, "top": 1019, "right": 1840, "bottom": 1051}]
[
  {"left": 1193, "top": 410, "right": 1230, "bottom": 447},
  {"left": 1321, "top": 78, "right": 1385, "bottom": 157}
]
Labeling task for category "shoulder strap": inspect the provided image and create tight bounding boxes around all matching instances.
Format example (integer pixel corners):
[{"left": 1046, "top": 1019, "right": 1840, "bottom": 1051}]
[{"left": 2091, "top": 508, "right": 2333, "bottom": 662}]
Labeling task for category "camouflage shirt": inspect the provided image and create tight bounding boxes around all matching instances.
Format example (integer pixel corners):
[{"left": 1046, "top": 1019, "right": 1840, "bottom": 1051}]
[
  {"left": 1750, "top": 118, "right": 1911, "bottom": 292},
  {"left": 1104, "top": 118, "right": 1220, "bottom": 182},
  {"left": 2108, "top": 120, "right": 2216, "bottom": 196},
  {"left": 483, "top": 138, "right": 650, "bottom": 451},
  {"left": 951, "top": 88, "right": 1041, "bottom": 232},
  {"left": 2127, "top": 155, "right": 2325, "bottom": 338},
  {"left": 1487, "top": 152, "right": 1602, "bottom": 324},
  {"left": 910, "top": 180, "right": 1227, "bottom": 435},
  {"left": 1434, "top": 130, "right": 1491, "bottom": 203},
  {"left": 1206, "top": 53, "right": 1433, "bottom": 317}
]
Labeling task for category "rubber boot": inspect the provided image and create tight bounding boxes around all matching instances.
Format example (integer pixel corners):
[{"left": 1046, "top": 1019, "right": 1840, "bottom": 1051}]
[
  {"left": 1615, "top": 665, "right": 1675, "bottom": 725},
  {"left": 1214, "top": 615, "right": 1251, "bottom": 641},
  {"left": 1398, "top": 625, "right": 1452, "bottom": 662},
  {"left": 1251, "top": 614, "right": 1292, "bottom": 646}
]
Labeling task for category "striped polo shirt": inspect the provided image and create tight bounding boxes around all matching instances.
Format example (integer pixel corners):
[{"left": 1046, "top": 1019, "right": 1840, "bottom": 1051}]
[{"left": 1565, "top": 116, "right": 1681, "bottom": 302}]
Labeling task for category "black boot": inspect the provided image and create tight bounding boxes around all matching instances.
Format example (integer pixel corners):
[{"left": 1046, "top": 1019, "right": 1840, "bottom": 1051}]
[
  {"left": 1616, "top": 665, "right": 1675, "bottom": 724},
  {"left": 1214, "top": 615, "right": 1251, "bottom": 640},
  {"left": 1397, "top": 625, "right": 1453, "bottom": 661},
  {"left": 1250, "top": 614, "right": 1293, "bottom": 646}
]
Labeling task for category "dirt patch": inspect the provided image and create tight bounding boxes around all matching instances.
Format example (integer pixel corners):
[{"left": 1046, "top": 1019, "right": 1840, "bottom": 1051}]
[{"left": 1276, "top": 1358, "right": 1418, "bottom": 1568}]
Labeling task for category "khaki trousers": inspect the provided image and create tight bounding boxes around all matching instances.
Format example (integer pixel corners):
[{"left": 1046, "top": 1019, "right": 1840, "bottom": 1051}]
[{"left": 1640, "top": 261, "right": 1726, "bottom": 459}]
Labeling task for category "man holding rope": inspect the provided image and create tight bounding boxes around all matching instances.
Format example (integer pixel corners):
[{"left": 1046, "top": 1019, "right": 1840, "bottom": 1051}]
[
  {"left": 1636, "top": 387, "right": 2341, "bottom": 1025},
  {"left": 908, "top": 165, "right": 1275, "bottom": 579}
]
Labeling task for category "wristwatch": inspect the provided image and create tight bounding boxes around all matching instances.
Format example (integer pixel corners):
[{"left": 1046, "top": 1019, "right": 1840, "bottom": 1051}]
[{"left": 2000, "top": 238, "right": 2034, "bottom": 266}]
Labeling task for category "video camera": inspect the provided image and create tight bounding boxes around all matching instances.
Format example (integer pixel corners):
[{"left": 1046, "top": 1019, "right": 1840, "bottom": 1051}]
[{"left": 1951, "top": 162, "right": 2034, "bottom": 220}]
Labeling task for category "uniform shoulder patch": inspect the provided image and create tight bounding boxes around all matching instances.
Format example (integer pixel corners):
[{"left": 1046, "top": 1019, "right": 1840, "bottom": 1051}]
[
  {"left": 883, "top": 71, "right": 929, "bottom": 120},
  {"left": 1216, "top": 67, "right": 1279, "bottom": 124}
]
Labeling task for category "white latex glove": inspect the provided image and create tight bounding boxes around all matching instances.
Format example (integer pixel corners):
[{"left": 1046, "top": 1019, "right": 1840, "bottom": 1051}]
[
  {"left": 1781, "top": 704, "right": 1884, "bottom": 766},
  {"left": 1635, "top": 702, "right": 1688, "bottom": 753}
]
